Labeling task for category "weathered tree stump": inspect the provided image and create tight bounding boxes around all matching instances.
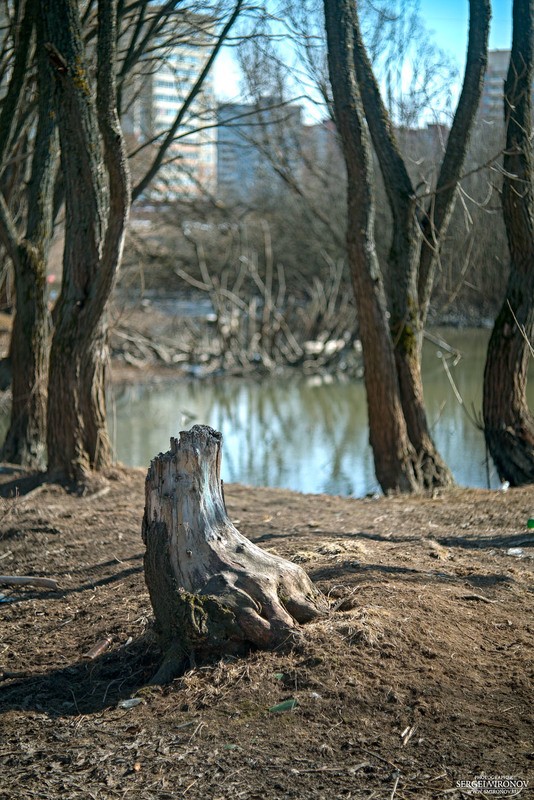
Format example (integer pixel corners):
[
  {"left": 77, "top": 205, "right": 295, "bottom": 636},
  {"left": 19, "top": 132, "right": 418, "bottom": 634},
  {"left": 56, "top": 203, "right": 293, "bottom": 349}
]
[{"left": 142, "top": 425, "right": 327, "bottom": 683}]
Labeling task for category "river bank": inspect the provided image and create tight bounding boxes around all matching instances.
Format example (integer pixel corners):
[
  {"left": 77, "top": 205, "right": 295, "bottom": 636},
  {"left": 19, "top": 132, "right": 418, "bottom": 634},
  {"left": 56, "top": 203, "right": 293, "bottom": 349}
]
[
  {"left": 108, "top": 293, "right": 496, "bottom": 384},
  {"left": 0, "top": 291, "right": 497, "bottom": 390},
  {"left": 1, "top": 466, "right": 532, "bottom": 798}
]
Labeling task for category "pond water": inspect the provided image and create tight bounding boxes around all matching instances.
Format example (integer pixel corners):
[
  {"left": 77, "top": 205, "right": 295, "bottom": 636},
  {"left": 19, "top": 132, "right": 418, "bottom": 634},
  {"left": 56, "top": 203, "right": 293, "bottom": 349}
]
[{"left": 109, "top": 327, "right": 534, "bottom": 497}]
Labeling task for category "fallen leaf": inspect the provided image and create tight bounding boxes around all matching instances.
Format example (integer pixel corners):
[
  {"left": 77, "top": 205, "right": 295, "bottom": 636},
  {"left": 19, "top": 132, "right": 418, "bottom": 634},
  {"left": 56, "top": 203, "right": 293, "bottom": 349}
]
[{"left": 269, "top": 698, "right": 298, "bottom": 713}]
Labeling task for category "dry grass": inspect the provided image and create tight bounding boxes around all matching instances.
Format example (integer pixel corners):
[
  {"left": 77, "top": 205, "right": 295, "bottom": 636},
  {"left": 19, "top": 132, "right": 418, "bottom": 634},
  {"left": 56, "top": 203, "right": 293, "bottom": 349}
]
[{"left": 0, "top": 471, "right": 533, "bottom": 798}]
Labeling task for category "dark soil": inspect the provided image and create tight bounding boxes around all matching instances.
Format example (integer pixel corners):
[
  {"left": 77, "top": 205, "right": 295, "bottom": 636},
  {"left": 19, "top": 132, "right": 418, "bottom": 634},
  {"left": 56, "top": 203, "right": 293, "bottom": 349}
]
[{"left": 0, "top": 467, "right": 533, "bottom": 799}]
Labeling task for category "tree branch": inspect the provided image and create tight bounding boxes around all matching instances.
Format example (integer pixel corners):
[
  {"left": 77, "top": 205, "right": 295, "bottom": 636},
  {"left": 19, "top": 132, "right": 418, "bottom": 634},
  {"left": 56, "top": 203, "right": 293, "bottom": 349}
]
[
  {"left": 351, "top": 4, "right": 415, "bottom": 227},
  {"left": 0, "top": 192, "right": 21, "bottom": 269},
  {"left": 25, "top": 9, "right": 59, "bottom": 252},
  {"left": 132, "top": 0, "right": 244, "bottom": 202},
  {"left": 0, "top": 0, "right": 36, "bottom": 176},
  {"left": 96, "top": 0, "right": 131, "bottom": 307},
  {"left": 417, "top": 0, "right": 491, "bottom": 320}
]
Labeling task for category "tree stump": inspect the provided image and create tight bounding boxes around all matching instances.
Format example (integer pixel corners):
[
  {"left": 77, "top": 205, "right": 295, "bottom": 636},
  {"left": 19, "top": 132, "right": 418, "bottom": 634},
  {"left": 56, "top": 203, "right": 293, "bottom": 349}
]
[{"left": 142, "top": 425, "right": 327, "bottom": 683}]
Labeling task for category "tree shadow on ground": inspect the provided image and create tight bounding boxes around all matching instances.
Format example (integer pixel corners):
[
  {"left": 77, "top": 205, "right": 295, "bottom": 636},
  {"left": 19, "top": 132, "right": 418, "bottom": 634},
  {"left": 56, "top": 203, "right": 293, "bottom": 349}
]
[
  {"left": 320, "top": 529, "right": 534, "bottom": 551},
  {"left": 0, "top": 562, "right": 145, "bottom": 605},
  {"left": 309, "top": 560, "right": 514, "bottom": 589},
  {"left": 252, "top": 526, "right": 534, "bottom": 553},
  {"left": 1, "top": 522, "right": 63, "bottom": 540},
  {"left": 0, "top": 471, "right": 47, "bottom": 498},
  {"left": 51, "top": 553, "right": 144, "bottom": 577},
  {"left": 0, "top": 469, "right": 112, "bottom": 499},
  {"left": 60, "top": 564, "right": 144, "bottom": 596},
  {"left": 0, "top": 636, "right": 160, "bottom": 718},
  {"left": 436, "top": 533, "right": 534, "bottom": 550},
  {"left": 351, "top": 530, "right": 534, "bottom": 551}
]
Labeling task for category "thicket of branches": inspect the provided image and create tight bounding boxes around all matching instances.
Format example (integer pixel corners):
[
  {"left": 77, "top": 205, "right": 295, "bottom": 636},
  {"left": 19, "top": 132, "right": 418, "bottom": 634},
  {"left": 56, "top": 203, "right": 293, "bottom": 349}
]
[
  {"left": 119, "top": 112, "right": 509, "bottom": 325},
  {"left": 114, "top": 0, "right": 509, "bottom": 328}
]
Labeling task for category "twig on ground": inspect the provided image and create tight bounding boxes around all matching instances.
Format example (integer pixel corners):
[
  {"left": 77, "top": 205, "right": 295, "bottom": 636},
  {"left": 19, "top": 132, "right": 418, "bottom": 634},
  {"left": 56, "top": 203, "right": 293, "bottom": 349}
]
[
  {"left": 390, "top": 772, "right": 401, "bottom": 800},
  {"left": 83, "top": 636, "right": 113, "bottom": 660},
  {"left": 0, "top": 575, "right": 58, "bottom": 590},
  {"left": 459, "top": 593, "right": 498, "bottom": 604}
]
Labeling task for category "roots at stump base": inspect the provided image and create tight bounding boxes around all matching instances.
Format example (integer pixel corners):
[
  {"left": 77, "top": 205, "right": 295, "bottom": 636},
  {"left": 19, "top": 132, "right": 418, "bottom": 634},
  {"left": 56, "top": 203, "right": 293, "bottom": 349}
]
[{"left": 142, "top": 426, "right": 327, "bottom": 681}]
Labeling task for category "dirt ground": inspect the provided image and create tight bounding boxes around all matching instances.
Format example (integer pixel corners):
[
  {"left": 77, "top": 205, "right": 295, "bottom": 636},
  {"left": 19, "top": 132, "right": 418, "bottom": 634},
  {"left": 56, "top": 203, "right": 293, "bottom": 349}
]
[{"left": 0, "top": 466, "right": 533, "bottom": 800}]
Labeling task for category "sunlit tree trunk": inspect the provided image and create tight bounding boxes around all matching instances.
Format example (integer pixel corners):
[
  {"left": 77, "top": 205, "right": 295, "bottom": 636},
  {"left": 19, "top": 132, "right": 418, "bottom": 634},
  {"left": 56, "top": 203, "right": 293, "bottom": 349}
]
[
  {"left": 323, "top": 0, "right": 419, "bottom": 493},
  {"left": 483, "top": 0, "right": 534, "bottom": 485},
  {"left": 2, "top": 245, "right": 50, "bottom": 467},
  {"left": 324, "top": 0, "right": 489, "bottom": 491},
  {"left": 0, "top": 0, "right": 243, "bottom": 474},
  {"left": 43, "top": 0, "right": 130, "bottom": 481},
  {"left": 356, "top": 0, "right": 488, "bottom": 489}
]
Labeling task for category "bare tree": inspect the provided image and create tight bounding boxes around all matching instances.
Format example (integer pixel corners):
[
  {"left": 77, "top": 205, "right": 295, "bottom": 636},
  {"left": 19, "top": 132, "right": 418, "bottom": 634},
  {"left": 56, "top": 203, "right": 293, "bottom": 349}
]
[
  {"left": 0, "top": 0, "right": 57, "bottom": 468},
  {"left": 323, "top": 0, "right": 490, "bottom": 492},
  {"left": 0, "top": 0, "right": 245, "bottom": 478},
  {"left": 279, "top": 0, "right": 458, "bottom": 126},
  {"left": 483, "top": 0, "right": 534, "bottom": 485},
  {"left": 323, "top": 0, "right": 418, "bottom": 492},
  {"left": 41, "top": 0, "right": 130, "bottom": 480}
]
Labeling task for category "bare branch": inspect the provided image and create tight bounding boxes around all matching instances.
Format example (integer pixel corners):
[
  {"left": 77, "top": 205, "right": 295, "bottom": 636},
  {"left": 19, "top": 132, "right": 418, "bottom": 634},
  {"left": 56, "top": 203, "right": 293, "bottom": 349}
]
[
  {"left": 96, "top": 0, "right": 131, "bottom": 306},
  {"left": 0, "top": 0, "right": 36, "bottom": 175},
  {"left": 132, "top": 0, "right": 244, "bottom": 201},
  {"left": 418, "top": 0, "right": 491, "bottom": 320}
]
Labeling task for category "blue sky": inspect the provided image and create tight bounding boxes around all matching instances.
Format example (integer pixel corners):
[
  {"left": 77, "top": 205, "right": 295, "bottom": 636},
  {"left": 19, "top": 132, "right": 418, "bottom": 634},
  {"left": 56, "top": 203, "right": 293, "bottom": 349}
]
[
  {"left": 420, "top": 0, "right": 512, "bottom": 68},
  {"left": 214, "top": 1, "right": 515, "bottom": 109}
]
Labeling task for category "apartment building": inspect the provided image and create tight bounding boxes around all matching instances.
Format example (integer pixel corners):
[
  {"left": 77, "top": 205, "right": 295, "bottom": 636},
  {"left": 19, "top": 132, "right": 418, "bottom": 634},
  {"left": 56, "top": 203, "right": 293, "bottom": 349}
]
[
  {"left": 122, "top": 11, "right": 217, "bottom": 201},
  {"left": 217, "top": 99, "right": 303, "bottom": 202},
  {"left": 479, "top": 49, "right": 510, "bottom": 122}
]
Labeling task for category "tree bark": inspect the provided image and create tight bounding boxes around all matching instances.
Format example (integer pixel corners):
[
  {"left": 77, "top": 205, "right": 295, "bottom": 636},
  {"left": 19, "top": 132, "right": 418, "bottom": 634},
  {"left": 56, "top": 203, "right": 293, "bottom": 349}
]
[
  {"left": 43, "top": 0, "right": 130, "bottom": 481},
  {"left": 0, "top": 1, "right": 57, "bottom": 468},
  {"left": 324, "top": 0, "right": 420, "bottom": 493},
  {"left": 1, "top": 244, "right": 49, "bottom": 467},
  {"left": 349, "top": 0, "right": 489, "bottom": 490},
  {"left": 0, "top": 0, "right": 36, "bottom": 168},
  {"left": 393, "top": 339, "right": 454, "bottom": 490},
  {"left": 483, "top": 0, "right": 534, "bottom": 485},
  {"left": 142, "top": 426, "right": 327, "bottom": 684}
]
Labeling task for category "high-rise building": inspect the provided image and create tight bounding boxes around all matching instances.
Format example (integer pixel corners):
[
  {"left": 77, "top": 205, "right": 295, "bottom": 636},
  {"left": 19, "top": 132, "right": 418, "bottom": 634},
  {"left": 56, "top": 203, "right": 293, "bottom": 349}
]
[
  {"left": 122, "top": 11, "right": 217, "bottom": 201},
  {"left": 217, "top": 99, "right": 303, "bottom": 202},
  {"left": 479, "top": 50, "right": 510, "bottom": 122},
  {"left": 479, "top": 49, "right": 534, "bottom": 126}
]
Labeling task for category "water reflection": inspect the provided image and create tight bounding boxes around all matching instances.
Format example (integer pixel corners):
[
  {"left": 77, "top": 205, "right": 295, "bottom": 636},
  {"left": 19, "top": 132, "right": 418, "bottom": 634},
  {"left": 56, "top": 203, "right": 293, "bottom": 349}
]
[
  {"left": 110, "top": 377, "right": 375, "bottom": 496},
  {"left": 110, "top": 328, "right": 534, "bottom": 496}
]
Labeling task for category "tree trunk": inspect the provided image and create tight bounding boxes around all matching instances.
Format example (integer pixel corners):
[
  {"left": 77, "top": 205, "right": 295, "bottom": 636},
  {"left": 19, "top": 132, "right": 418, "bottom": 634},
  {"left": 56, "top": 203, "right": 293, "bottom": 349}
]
[
  {"left": 393, "top": 326, "right": 455, "bottom": 489},
  {"left": 354, "top": 267, "right": 421, "bottom": 493},
  {"left": 348, "top": 0, "right": 489, "bottom": 491},
  {"left": 142, "top": 426, "right": 326, "bottom": 684},
  {"left": 1, "top": 244, "right": 49, "bottom": 467},
  {"left": 483, "top": 0, "right": 534, "bottom": 485},
  {"left": 323, "top": 0, "right": 420, "bottom": 493},
  {"left": 325, "top": 0, "right": 449, "bottom": 491},
  {"left": 483, "top": 298, "right": 534, "bottom": 485},
  {"left": 388, "top": 238, "right": 454, "bottom": 489},
  {"left": 0, "top": 3, "right": 57, "bottom": 468},
  {"left": 43, "top": 0, "right": 130, "bottom": 481},
  {"left": 47, "top": 312, "right": 112, "bottom": 478},
  {"left": 417, "top": 0, "right": 491, "bottom": 322}
]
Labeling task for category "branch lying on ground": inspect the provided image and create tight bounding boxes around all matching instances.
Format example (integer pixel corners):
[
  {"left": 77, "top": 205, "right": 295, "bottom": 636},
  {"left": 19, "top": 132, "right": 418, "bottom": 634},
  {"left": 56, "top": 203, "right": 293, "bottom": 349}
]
[{"left": 0, "top": 575, "right": 58, "bottom": 590}]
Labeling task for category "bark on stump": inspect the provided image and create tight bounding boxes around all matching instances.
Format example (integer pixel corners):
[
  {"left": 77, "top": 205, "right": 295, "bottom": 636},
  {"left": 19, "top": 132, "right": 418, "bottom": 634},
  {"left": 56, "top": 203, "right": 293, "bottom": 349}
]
[{"left": 142, "top": 425, "right": 327, "bottom": 683}]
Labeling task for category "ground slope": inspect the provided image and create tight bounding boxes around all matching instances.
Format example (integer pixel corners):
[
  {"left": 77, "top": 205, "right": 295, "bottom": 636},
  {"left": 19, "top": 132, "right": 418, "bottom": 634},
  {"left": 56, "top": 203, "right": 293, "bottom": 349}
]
[{"left": 0, "top": 469, "right": 533, "bottom": 799}]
